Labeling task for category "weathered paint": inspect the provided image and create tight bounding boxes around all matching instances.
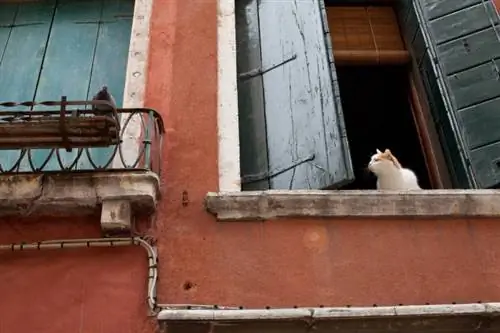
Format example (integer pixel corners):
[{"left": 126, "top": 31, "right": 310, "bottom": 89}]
[
  {"left": 0, "top": 1, "right": 54, "bottom": 171},
  {"left": 3, "top": 1, "right": 500, "bottom": 333}
]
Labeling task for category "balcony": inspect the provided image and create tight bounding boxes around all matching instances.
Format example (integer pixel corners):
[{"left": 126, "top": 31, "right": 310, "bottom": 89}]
[{"left": 0, "top": 97, "right": 164, "bottom": 235}]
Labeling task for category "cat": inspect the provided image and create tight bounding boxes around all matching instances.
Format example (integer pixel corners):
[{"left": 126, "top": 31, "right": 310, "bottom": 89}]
[{"left": 368, "top": 148, "right": 421, "bottom": 190}]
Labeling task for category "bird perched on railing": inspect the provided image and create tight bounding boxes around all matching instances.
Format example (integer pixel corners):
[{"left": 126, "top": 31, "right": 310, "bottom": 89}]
[{"left": 91, "top": 85, "right": 117, "bottom": 112}]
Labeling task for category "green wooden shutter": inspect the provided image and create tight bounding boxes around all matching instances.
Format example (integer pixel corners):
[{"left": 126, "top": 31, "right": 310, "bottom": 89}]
[
  {"left": 399, "top": 0, "right": 500, "bottom": 188},
  {"left": 0, "top": 0, "right": 133, "bottom": 172},
  {"left": 236, "top": 0, "right": 354, "bottom": 190},
  {"left": 0, "top": 1, "right": 56, "bottom": 172}
]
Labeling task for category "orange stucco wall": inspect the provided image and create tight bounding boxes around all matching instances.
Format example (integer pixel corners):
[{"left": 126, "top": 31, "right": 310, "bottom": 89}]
[{"left": 2, "top": 0, "right": 500, "bottom": 332}]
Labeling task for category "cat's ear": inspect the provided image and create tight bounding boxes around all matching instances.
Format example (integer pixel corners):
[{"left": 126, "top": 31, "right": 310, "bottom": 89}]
[
  {"left": 376, "top": 148, "right": 382, "bottom": 154},
  {"left": 384, "top": 149, "right": 391, "bottom": 154}
]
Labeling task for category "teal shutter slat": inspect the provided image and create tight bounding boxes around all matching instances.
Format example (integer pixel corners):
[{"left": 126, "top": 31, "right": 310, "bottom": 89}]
[
  {"left": 408, "top": 0, "right": 500, "bottom": 188},
  {"left": 423, "top": 0, "right": 481, "bottom": 20},
  {"left": 239, "top": 0, "right": 353, "bottom": 190},
  {"left": 33, "top": 0, "right": 102, "bottom": 102},
  {"left": 87, "top": 0, "right": 133, "bottom": 105},
  {"left": 449, "top": 60, "right": 500, "bottom": 109},
  {"left": 0, "top": 4, "right": 17, "bottom": 65},
  {"left": 429, "top": 3, "right": 497, "bottom": 45},
  {"left": 31, "top": 0, "right": 102, "bottom": 171},
  {"left": 83, "top": 0, "right": 133, "bottom": 169},
  {"left": 0, "top": 1, "right": 55, "bottom": 172},
  {"left": 0, "top": 2, "right": 55, "bottom": 107},
  {"left": 438, "top": 28, "right": 500, "bottom": 75}
]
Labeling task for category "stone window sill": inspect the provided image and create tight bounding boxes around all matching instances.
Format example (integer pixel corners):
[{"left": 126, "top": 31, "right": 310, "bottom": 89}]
[
  {"left": 0, "top": 171, "right": 159, "bottom": 235},
  {"left": 205, "top": 190, "right": 500, "bottom": 221},
  {"left": 157, "top": 303, "right": 500, "bottom": 333}
]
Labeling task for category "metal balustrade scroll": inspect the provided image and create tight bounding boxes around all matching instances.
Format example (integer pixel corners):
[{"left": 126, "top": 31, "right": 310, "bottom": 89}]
[{"left": 0, "top": 98, "right": 164, "bottom": 176}]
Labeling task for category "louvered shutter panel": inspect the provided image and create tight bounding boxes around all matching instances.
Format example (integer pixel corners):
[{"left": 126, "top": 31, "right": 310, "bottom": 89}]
[{"left": 397, "top": 0, "right": 500, "bottom": 188}]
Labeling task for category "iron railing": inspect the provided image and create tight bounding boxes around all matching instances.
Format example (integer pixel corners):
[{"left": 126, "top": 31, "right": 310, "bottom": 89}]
[{"left": 0, "top": 98, "right": 164, "bottom": 175}]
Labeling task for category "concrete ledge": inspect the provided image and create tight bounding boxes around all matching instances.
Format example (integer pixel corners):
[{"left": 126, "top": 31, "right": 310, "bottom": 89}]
[
  {"left": 0, "top": 171, "right": 160, "bottom": 234},
  {"left": 205, "top": 190, "right": 500, "bottom": 221},
  {"left": 157, "top": 303, "right": 500, "bottom": 333}
]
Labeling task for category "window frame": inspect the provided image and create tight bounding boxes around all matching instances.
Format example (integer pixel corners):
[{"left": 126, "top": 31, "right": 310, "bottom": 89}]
[
  {"left": 217, "top": 0, "right": 241, "bottom": 192},
  {"left": 112, "top": 0, "right": 153, "bottom": 169},
  {"left": 217, "top": 0, "right": 431, "bottom": 192},
  {"left": 216, "top": 0, "right": 500, "bottom": 193},
  {"left": 211, "top": 0, "right": 500, "bottom": 222},
  {"left": 216, "top": 0, "right": 441, "bottom": 193}
]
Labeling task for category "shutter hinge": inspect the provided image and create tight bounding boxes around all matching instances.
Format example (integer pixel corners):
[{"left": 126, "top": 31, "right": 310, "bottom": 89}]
[
  {"left": 239, "top": 54, "right": 297, "bottom": 81},
  {"left": 0, "top": 23, "right": 44, "bottom": 28},
  {"left": 491, "top": 59, "right": 500, "bottom": 80},
  {"left": 241, "top": 154, "right": 315, "bottom": 184}
]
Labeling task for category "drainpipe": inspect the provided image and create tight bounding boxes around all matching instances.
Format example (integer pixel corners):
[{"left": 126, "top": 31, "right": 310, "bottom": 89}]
[{"left": 0, "top": 237, "right": 159, "bottom": 314}]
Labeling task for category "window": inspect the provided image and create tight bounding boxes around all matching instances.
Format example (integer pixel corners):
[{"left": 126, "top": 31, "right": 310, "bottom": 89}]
[
  {"left": 0, "top": 0, "right": 137, "bottom": 172},
  {"left": 226, "top": 0, "right": 500, "bottom": 191}
]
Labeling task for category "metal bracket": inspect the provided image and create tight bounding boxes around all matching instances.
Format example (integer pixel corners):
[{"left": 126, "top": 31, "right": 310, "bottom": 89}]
[
  {"left": 241, "top": 154, "right": 315, "bottom": 184},
  {"left": 0, "top": 23, "right": 44, "bottom": 28},
  {"left": 239, "top": 54, "right": 297, "bottom": 81},
  {"left": 59, "top": 96, "right": 71, "bottom": 152},
  {"left": 491, "top": 59, "right": 500, "bottom": 80}
]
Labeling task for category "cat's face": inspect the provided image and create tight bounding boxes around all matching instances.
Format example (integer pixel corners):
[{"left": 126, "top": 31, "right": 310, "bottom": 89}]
[{"left": 368, "top": 149, "right": 400, "bottom": 174}]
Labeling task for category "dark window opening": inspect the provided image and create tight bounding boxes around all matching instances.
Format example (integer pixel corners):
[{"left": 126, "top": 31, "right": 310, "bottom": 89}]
[{"left": 337, "top": 65, "right": 432, "bottom": 190}]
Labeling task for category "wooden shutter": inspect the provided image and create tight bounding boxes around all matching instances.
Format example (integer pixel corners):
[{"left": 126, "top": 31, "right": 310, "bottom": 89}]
[
  {"left": 236, "top": 0, "right": 354, "bottom": 190},
  {"left": 0, "top": 0, "right": 133, "bottom": 172},
  {"left": 0, "top": 1, "right": 56, "bottom": 172},
  {"left": 398, "top": 0, "right": 500, "bottom": 188}
]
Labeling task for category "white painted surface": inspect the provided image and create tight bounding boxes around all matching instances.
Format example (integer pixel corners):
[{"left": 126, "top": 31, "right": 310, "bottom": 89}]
[
  {"left": 217, "top": 0, "right": 242, "bottom": 192},
  {"left": 112, "top": 0, "right": 153, "bottom": 169}
]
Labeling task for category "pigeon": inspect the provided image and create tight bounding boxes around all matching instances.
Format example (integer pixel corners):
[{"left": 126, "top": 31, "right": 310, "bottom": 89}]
[{"left": 91, "top": 85, "right": 117, "bottom": 112}]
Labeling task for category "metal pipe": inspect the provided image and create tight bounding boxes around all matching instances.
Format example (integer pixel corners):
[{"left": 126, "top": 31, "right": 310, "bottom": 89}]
[
  {"left": 0, "top": 237, "right": 239, "bottom": 313},
  {"left": 157, "top": 304, "right": 240, "bottom": 310}
]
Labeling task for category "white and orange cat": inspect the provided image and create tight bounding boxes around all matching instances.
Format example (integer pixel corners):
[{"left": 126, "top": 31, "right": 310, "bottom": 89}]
[{"left": 368, "top": 149, "right": 421, "bottom": 190}]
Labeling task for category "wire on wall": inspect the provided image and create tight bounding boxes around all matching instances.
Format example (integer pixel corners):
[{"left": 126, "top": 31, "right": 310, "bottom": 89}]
[
  {"left": 0, "top": 237, "right": 239, "bottom": 314},
  {"left": 0, "top": 237, "right": 159, "bottom": 313}
]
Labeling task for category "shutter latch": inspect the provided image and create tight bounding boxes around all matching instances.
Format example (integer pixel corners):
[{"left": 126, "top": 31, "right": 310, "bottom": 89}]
[
  {"left": 241, "top": 154, "right": 315, "bottom": 184},
  {"left": 491, "top": 59, "right": 500, "bottom": 80},
  {"left": 239, "top": 54, "right": 297, "bottom": 81}
]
